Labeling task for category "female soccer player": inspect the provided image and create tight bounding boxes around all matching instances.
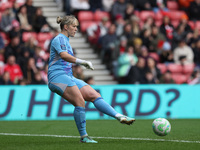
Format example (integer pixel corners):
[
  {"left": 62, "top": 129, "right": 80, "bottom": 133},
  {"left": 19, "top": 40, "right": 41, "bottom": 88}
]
[{"left": 47, "top": 15, "right": 135, "bottom": 143}]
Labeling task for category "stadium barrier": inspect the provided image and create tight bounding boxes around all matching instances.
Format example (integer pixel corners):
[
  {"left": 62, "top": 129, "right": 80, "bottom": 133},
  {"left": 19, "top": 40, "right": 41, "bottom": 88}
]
[{"left": 0, "top": 84, "right": 200, "bottom": 120}]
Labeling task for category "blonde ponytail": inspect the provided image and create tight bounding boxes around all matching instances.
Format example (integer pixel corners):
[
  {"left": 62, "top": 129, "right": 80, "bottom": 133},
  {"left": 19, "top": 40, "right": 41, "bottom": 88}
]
[{"left": 56, "top": 16, "right": 63, "bottom": 24}]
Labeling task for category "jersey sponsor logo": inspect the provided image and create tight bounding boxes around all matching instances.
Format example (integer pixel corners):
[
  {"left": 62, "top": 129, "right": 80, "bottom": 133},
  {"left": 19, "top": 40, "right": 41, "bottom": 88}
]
[{"left": 60, "top": 44, "right": 66, "bottom": 50}]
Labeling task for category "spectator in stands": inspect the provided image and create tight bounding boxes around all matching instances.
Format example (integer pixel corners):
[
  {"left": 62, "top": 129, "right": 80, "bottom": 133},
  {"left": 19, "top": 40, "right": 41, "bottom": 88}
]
[
  {"left": 0, "top": 72, "right": 13, "bottom": 85},
  {"left": 23, "top": 57, "right": 38, "bottom": 84},
  {"left": 40, "top": 63, "right": 48, "bottom": 84},
  {"left": 188, "top": 69, "right": 200, "bottom": 84},
  {"left": 149, "top": 25, "right": 166, "bottom": 52},
  {"left": 119, "top": 36, "right": 128, "bottom": 55},
  {"left": 173, "top": 38, "right": 194, "bottom": 65},
  {"left": 124, "top": 3, "right": 135, "bottom": 20},
  {"left": 17, "top": 5, "right": 32, "bottom": 31},
  {"left": 188, "top": 0, "right": 200, "bottom": 20},
  {"left": 132, "top": 0, "right": 152, "bottom": 11},
  {"left": 33, "top": 7, "right": 53, "bottom": 33},
  {"left": 138, "top": 46, "right": 151, "bottom": 64},
  {"left": 129, "top": 15, "right": 140, "bottom": 39},
  {"left": 4, "top": 55, "right": 23, "bottom": 84},
  {"left": 115, "top": 14, "right": 126, "bottom": 37},
  {"left": 177, "top": 14, "right": 192, "bottom": 34},
  {"left": 159, "top": 70, "right": 175, "bottom": 84},
  {"left": 142, "top": 16, "right": 156, "bottom": 31},
  {"left": 4, "top": 35, "right": 22, "bottom": 62},
  {"left": 0, "top": 34, "right": 5, "bottom": 54},
  {"left": 143, "top": 71, "right": 157, "bottom": 84},
  {"left": 140, "top": 28, "right": 151, "bottom": 49},
  {"left": 192, "top": 39, "right": 200, "bottom": 67},
  {"left": 31, "top": 71, "right": 46, "bottom": 84},
  {"left": 149, "top": 0, "right": 168, "bottom": 12},
  {"left": 117, "top": 45, "right": 138, "bottom": 82},
  {"left": 0, "top": 4, "right": 15, "bottom": 33},
  {"left": 111, "top": 0, "right": 127, "bottom": 20},
  {"left": 160, "top": 15, "right": 174, "bottom": 41},
  {"left": 87, "top": 16, "right": 109, "bottom": 46},
  {"left": 89, "top": 0, "right": 103, "bottom": 12},
  {"left": 145, "top": 57, "right": 161, "bottom": 83},
  {"left": 132, "top": 37, "right": 143, "bottom": 55},
  {"left": 70, "top": 0, "right": 90, "bottom": 14},
  {"left": 123, "top": 22, "right": 134, "bottom": 41},
  {"left": 159, "top": 41, "right": 174, "bottom": 64},
  {"left": 100, "top": 24, "right": 119, "bottom": 68},
  {"left": 187, "top": 28, "right": 200, "bottom": 48},
  {"left": 9, "top": 20, "right": 22, "bottom": 42},
  {"left": 18, "top": 79, "right": 27, "bottom": 85},
  {"left": 102, "top": 0, "right": 115, "bottom": 12},
  {"left": 126, "top": 57, "right": 146, "bottom": 84},
  {"left": 34, "top": 46, "right": 46, "bottom": 70},
  {"left": 22, "top": 0, "right": 37, "bottom": 25}
]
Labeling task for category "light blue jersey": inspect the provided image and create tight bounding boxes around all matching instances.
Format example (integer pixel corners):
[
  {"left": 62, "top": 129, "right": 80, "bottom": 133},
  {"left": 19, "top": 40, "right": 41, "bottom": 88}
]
[
  {"left": 47, "top": 33, "right": 87, "bottom": 96},
  {"left": 48, "top": 33, "right": 73, "bottom": 81}
]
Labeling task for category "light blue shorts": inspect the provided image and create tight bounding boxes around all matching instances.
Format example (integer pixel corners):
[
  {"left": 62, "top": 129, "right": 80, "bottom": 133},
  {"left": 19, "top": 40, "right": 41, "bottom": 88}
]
[{"left": 48, "top": 74, "right": 88, "bottom": 96}]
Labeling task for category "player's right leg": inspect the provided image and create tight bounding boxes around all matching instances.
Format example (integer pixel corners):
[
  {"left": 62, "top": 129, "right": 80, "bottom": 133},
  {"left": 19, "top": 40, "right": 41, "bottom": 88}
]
[{"left": 48, "top": 75, "right": 97, "bottom": 143}]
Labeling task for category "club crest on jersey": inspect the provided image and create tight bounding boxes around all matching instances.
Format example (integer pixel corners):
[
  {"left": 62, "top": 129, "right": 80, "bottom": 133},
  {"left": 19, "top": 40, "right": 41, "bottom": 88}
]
[{"left": 60, "top": 44, "right": 66, "bottom": 50}]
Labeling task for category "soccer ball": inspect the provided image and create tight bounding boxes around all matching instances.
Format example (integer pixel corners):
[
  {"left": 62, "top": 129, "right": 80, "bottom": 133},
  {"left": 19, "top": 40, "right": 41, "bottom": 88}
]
[{"left": 152, "top": 118, "right": 171, "bottom": 136}]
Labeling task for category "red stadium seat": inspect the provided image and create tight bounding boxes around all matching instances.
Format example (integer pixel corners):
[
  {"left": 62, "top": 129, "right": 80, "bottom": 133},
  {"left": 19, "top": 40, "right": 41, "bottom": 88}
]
[
  {"left": 149, "top": 52, "right": 160, "bottom": 62},
  {"left": 37, "top": 32, "right": 53, "bottom": 43},
  {"left": 188, "top": 21, "right": 195, "bottom": 30},
  {"left": 171, "top": 73, "right": 187, "bottom": 84},
  {"left": 167, "top": 11, "right": 186, "bottom": 21},
  {"left": 182, "top": 64, "right": 195, "bottom": 75},
  {"left": 0, "top": 2, "right": 12, "bottom": 12},
  {"left": 167, "top": 1, "right": 179, "bottom": 10},
  {"left": 139, "top": 11, "right": 155, "bottom": 21},
  {"left": 155, "top": 20, "right": 162, "bottom": 27},
  {"left": 22, "top": 32, "right": 37, "bottom": 42},
  {"left": 93, "top": 11, "right": 110, "bottom": 22},
  {"left": 171, "top": 20, "right": 180, "bottom": 28},
  {"left": 78, "top": 11, "right": 94, "bottom": 22},
  {"left": 155, "top": 11, "right": 163, "bottom": 21},
  {"left": 157, "top": 63, "right": 167, "bottom": 74},
  {"left": 167, "top": 63, "right": 183, "bottom": 73},
  {"left": 195, "top": 21, "right": 200, "bottom": 30},
  {"left": 0, "top": 54, "right": 4, "bottom": 62},
  {"left": 80, "top": 21, "right": 96, "bottom": 33}
]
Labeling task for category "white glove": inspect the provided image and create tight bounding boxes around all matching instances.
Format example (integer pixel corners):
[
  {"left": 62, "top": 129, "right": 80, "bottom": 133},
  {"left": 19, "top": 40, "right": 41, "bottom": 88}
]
[{"left": 76, "top": 58, "right": 94, "bottom": 70}]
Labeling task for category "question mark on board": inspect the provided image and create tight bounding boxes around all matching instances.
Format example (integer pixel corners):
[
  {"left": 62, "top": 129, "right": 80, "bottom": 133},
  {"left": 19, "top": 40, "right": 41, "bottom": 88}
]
[{"left": 166, "top": 89, "right": 180, "bottom": 117}]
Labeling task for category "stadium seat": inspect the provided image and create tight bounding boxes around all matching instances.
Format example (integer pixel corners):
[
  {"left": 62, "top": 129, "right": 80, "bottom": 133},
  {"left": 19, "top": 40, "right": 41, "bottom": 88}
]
[
  {"left": 188, "top": 21, "right": 195, "bottom": 30},
  {"left": 155, "top": 11, "right": 163, "bottom": 21},
  {"left": 78, "top": 11, "right": 94, "bottom": 22},
  {"left": 167, "top": 1, "right": 179, "bottom": 10},
  {"left": 195, "top": 21, "right": 200, "bottom": 30},
  {"left": 93, "top": 11, "right": 110, "bottom": 22},
  {"left": 167, "top": 11, "right": 186, "bottom": 21},
  {"left": 0, "top": 13, "right": 1, "bottom": 22},
  {"left": 139, "top": 11, "right": 155, "bottom": 21},
  {"left": 157, "top": 63, "right": 167, "bottom": 74},
  {"left": 80, "top": 21, "right": 96, "bottom": 33},
  {"left": 37, "top": 32, "right": 53, "bottom": 43},
  {"left": 0, "top": 2, "right": 12, "bottom": 12},
  {"left": 182, "top": 64, "right": 195, "bottom": 75},
  {"left": 167, "top": 63, "right": 183, "bottom": 73},
  {"left": 155, "top": 20, "right": 162, "bottom": 27},
  {"left": 171, "top": 73, "right": 187, "bottom": 84},
  {"left": 171, "top": 20, "right": 180, "bottom": 28},
  {"left": 22, "top": 32, "right": 37, "bottom": 42},
  {"left": 149, "top": 52, "right": 160, "bottom": 62}
]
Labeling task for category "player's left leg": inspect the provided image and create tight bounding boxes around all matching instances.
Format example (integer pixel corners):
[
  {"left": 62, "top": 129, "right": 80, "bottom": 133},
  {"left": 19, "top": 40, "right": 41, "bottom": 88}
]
[{"left": 80, "top": 85, "right": 135, "bottom": 125}]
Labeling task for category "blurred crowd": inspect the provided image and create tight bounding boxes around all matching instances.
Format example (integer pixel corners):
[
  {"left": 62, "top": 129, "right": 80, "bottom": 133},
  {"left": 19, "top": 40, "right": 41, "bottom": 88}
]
[
  {"left": 64, "top": 0, "right": 200, "bottom": 85},
  {"left": 0, "top": 0, "right": 200, "bottom": 85}
]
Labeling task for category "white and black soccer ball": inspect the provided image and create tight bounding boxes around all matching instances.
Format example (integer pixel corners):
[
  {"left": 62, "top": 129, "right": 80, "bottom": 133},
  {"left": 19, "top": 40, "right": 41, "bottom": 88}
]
[{"left": 152, "top": 118, "right": 171, "bottom": 136}]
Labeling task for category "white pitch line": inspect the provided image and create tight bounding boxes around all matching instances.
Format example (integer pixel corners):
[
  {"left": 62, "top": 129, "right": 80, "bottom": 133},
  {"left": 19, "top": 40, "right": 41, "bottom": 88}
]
[{"left": 0, "top": 133, "right": 200, "bottom": 144}]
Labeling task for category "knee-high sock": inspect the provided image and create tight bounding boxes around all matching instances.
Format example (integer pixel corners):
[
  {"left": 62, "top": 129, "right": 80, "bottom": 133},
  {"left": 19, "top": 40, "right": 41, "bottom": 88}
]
[
  {"left": 93, "top": 97, "right": 118, "bottom": 118},
  {"left": 73, "top": 106, "right": 87, "bottom": 137}
]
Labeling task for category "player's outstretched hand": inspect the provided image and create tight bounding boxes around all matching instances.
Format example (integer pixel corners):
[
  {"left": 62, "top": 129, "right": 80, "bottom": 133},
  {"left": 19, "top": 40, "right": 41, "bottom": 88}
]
[{"left": 83, "top": 61, "right": 94, "bottom": 70}]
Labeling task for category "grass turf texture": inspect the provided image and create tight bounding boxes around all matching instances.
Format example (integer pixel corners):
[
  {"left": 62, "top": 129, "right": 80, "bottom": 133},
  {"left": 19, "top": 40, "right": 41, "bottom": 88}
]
[{"left": 0, "top": 119, "right": 199, "bottom": 150}]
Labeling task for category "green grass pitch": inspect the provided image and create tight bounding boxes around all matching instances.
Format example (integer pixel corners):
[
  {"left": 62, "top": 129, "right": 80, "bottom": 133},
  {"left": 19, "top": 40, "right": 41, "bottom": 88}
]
[{"left": 0, "top": 119, "right": 199, "bottom": 150}]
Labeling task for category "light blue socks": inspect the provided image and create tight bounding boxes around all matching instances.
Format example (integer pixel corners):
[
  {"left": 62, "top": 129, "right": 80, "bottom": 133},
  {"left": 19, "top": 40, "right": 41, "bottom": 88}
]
[
  {"left": 73, "top": 106, "right": 87, "bottom": 137},
  {"left": 93, "top": 97, "right": 118, "bottom": 118}
]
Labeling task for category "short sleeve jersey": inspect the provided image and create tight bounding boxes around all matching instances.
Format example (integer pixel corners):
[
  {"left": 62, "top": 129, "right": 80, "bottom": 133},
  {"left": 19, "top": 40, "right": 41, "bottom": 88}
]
[{"left": 48, "top": 33, "right": 74, "bottom": 82}]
